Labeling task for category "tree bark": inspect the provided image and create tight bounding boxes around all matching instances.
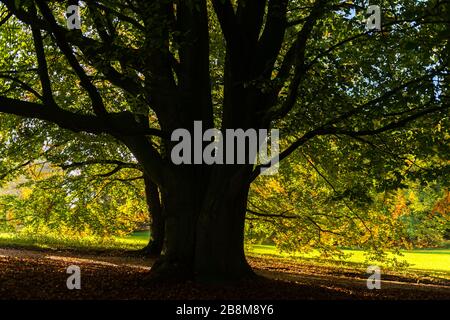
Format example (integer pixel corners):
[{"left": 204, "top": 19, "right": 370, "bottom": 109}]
[
  {"left": 148, "top": 164, "right": 254, "bottom": 282},
  {"left": 195, "top": 165, "right": 255, "bottom": 281},
  {"left": 141, "top": 175, "right": 165, "bottom": 256},
  {"left": 150, "top": 167, "right": 198, "bottom": 280}
]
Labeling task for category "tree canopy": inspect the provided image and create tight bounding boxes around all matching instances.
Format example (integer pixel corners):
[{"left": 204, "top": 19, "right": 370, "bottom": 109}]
[{"left": 0, "top": 0, "right": 448, "bottom": 280}]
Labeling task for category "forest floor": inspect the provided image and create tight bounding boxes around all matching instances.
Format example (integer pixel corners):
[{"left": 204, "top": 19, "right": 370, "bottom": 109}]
[{"left": 0, "top": 247, "right": 449, "bottom": 300}]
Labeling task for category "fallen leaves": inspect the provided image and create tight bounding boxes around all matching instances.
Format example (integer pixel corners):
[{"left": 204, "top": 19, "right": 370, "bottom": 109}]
[{"left": 0, "top": 248, "right": 448, "bottom": 300}]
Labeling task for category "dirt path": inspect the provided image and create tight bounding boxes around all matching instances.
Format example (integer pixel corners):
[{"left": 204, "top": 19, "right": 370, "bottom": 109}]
[{"left": 0, "top": 248, "right": 448, "bottom": 300}]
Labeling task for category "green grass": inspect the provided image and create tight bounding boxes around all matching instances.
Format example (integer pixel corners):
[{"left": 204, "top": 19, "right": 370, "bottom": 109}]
[
  {"left": 248, "top": 244, "right": 450, "bottom": 274},
  {"left": 123, "top": 231, "right": 151, "bottom": 243},
  {"left": 0, "top": 230, "right": 448, "bottom": 276},
  {"left": 0, "top": 231, "right": 148, "bottom": 252}
]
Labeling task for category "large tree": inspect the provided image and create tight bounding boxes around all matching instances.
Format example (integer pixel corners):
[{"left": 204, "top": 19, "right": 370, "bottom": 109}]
[{"left": 0, "top": 0, "right": 448, "bottom": 281}]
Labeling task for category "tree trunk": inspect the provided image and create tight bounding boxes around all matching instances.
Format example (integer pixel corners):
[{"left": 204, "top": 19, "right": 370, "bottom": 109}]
[
  {"left": 150, "top": 168, "right": 198, "bottom": 280},
  {"left": 124, "top": 127, "right": 255, "bottom": 282},
  {"left": 149, "top": 165, "right": 254, "bottom": 282},
  {"left": 123, "top": 119, "right": 263, "bottom": 282},
  {"left": 195, "top": 165, "right": 254, "bottom": 281},
  {"left": 141, "top": 175, "right": 164, "bottom": 256}
]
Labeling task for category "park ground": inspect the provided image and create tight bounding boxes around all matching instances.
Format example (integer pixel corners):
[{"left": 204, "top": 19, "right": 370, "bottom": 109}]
[{"left": 0, "top": 231, "right": 448, "bottom": 300}]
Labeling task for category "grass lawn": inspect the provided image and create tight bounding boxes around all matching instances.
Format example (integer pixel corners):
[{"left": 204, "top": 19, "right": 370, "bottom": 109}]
[
  {"left": 0, "top": 231, "right": 149, "bottom": 251},
  {"left": 124, "top": 230, "right": 151, "bottom": 241},
  {"left": 248, "top": 244, "right": 450, "bottom": 274},
  {"left": 1, "top": 231, "right": 448, "bottom": 276}
]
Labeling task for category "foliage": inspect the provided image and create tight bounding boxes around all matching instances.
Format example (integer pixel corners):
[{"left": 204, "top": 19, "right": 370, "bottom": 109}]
[
  {"left": 248, "top": 157, "right": 450, "bottom": 256},
  {"left": 0, "top": 0, "right": 448, "bottom": 268},
  {"left": 0, "top": 162, "right": 148, "bottom": 237}
]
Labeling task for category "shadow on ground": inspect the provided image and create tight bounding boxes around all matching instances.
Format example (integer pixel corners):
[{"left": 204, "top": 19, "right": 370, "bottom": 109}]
[{"left": 0, "top": 248, "right": 448, "bottom": 300}]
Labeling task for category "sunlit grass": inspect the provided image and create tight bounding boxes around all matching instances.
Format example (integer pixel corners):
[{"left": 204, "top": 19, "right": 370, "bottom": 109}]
[
  {"left": 0, "top": 231, "right": 148, "bottom": 251},
  {"left": 248, "top": 244, "right": 450, "bottom": 273},
  {"left": 1, "top": 231, "right": 448, "bottom": 276}
]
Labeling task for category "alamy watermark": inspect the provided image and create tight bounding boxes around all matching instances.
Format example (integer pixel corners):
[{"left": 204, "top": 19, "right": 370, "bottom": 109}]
[
  {"left": 366, "top": 265, "right": 381, "bottom": 289},
  {"left": 170, "top": 121, "right": 279, "bottom": 175},
  {"left": 366, "top": 5, "right": 382, "bottom": 31},
  {"left": 66, "top": 5, "right": 81, "bottom": 30},
  {"left": 66, "top": 265, "right": 81, "bottom": 290},
  {"left": 64, "top": 3, "right": 382, "bottom": 32}
]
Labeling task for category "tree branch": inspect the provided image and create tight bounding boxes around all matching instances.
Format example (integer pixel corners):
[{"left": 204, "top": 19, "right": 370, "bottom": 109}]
[
  {"left": 30, "top": 3, "right": 54, "bottom": 105},
  {"left": 251, "top": 103, "right": 449, "bottom": 180},
  {"left": 61, "top": 159, "right": 141, "bottom": 171},
  {"left": 211, "top": 0, "right": 237, "bottom": 45},
  {"left": 0, "top": 96, "right": 165, "bottom": 137},
  {"left": 267, "top": 0, "right": 328, "bottom": 120},
  {"left": 35, "top": 0, "right": 108, "bottom": 117}
]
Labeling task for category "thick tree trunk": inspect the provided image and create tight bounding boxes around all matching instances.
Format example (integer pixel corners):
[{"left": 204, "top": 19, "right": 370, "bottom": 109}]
[
  {"left": 141, "top": 175, "right": 164, "bottom": 256},
  {"left": 195, "top": 166, "right": 254, "bottom": 281},
  {"left": 124, "top": 112, "right": 256, "bottom": 282},
  {"left": 150, "top": 168, "right": 198, "bottom": 279},
  {"left": 150, "top": 165, "right": 254, "bottom": 282}
]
